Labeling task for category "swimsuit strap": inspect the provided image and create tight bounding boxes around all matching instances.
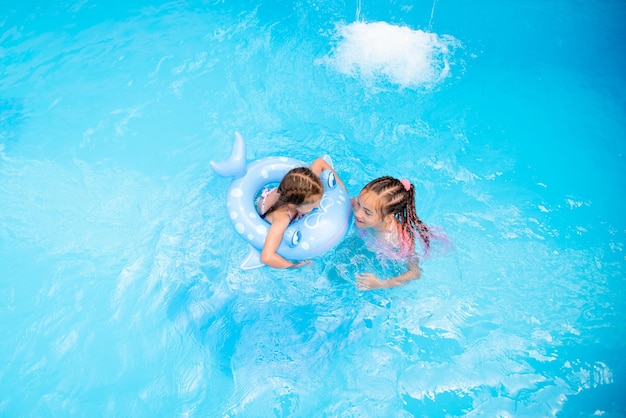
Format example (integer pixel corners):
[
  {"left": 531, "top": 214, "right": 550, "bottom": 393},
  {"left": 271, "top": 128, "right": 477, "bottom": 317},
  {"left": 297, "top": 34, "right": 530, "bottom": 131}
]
[{"left": 287, "top": 207, "right": 305, "bottom": 224}]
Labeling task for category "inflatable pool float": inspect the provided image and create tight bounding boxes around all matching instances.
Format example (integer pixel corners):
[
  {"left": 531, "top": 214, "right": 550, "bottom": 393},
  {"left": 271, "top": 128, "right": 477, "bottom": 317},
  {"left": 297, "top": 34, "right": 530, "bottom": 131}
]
[{"left": 210, "top": 132, "right": 352, "bottom": 269}]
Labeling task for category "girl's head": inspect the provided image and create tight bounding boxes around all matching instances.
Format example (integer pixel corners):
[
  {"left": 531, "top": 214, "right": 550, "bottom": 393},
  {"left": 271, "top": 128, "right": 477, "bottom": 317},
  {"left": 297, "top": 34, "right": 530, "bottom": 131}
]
[
  {"left": 262, "top": 167, "right": 323, "bottom": 218},
  {"left": 353, "top": 176, "right": 431, "bottom": 253}
]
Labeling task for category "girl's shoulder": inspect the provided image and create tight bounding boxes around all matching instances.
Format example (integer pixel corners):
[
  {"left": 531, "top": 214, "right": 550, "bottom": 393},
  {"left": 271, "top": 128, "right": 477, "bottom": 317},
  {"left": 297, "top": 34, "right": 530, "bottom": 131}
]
[
  {"left": 266, "top": 205, "right": 291, "bottom": 221},
  {"left": 264, "top": 207, "right": 294, "bottom": 230},
  {"left": 392, "top": 221, "right": 417, "bottom": 257}
]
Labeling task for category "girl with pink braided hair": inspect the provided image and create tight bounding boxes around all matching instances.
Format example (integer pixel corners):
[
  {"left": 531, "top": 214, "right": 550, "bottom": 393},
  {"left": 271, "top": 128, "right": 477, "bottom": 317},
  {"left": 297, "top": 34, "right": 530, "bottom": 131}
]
[{"left": 351, "top": 176, "right": 433, "bottom": 289}]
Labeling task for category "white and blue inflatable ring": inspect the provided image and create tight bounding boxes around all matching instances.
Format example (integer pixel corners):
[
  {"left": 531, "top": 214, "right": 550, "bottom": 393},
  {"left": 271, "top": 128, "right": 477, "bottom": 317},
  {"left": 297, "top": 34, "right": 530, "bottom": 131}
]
[{"left": 210, "top": 132, "right": 352, "bottom": 269}]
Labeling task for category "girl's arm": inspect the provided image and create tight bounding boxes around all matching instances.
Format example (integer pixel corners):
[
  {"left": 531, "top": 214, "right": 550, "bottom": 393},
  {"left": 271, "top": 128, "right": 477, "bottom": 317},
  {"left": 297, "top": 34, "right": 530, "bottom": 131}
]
[
  {"left": 260, "top": 210, "right": 309, "bottom": 268},
  {"left": 356, "top": 257, "right": 421, "bottom": 290},
  {"left": 310, "top": 158, "right": 346, "bottom": 190}
]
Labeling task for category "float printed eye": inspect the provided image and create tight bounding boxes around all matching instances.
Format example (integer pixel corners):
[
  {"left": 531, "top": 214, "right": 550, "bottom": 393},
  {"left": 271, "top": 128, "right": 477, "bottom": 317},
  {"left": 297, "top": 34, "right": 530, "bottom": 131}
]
[
  {"left": 291, "top": 230, "right": 301, "bottom": 246},
  {"left": 327, "top": 172, "right": 336, "bottom": 189}
]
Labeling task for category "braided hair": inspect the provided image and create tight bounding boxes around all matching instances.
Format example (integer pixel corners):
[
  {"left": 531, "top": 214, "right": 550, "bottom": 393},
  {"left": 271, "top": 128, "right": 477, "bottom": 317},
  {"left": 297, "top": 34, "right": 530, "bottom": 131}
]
[
  {"left": 362, "top": 176, "right": 431, "bottom": 254},
  {"left": 261, "top": 167, "right": 323, "bottom": 219}
]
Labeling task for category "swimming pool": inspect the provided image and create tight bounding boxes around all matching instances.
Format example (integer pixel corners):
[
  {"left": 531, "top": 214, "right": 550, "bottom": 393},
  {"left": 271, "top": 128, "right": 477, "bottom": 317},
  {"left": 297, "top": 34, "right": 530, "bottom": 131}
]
[{"left": 1, "top": 0, "right": 625, "bottom": 416}]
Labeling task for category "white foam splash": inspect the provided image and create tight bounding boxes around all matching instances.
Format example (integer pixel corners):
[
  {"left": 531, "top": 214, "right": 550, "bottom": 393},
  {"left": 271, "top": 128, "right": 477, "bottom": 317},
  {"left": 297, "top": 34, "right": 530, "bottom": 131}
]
[{"left": 323, "top": 21, "right": 460, "bottom": 88}]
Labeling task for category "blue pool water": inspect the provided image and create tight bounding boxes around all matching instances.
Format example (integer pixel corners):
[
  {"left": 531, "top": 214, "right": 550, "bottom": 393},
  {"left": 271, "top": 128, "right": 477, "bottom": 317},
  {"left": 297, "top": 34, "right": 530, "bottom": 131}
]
[{"left": 1, "top": 0, "right": 625, "bottom": 416}]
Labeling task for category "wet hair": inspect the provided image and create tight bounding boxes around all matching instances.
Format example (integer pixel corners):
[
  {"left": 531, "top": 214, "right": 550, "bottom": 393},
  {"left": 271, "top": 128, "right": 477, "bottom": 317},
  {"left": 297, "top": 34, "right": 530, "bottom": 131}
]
[
  {"left": 362, "top": 176, "right": 431, "bottom": 254},
  {"left": 261, "top": 167, "right": 323, "bottom": 219}
]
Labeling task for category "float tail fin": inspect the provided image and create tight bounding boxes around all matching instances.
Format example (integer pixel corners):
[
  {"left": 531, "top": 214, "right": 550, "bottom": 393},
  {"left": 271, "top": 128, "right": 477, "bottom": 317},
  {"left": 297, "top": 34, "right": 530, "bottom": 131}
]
[
  {"left": 241, "top": 246, "right": 264, "bottom": 270},
  {"left": 210, "top": 132, "right": 247, "bottom": 178}
]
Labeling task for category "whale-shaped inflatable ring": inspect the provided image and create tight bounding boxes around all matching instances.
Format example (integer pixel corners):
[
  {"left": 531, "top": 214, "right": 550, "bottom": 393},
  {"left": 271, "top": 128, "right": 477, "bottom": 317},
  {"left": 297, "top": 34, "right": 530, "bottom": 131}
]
[{"left": 210, "top": 132, "right": 352, "bottom": 269}]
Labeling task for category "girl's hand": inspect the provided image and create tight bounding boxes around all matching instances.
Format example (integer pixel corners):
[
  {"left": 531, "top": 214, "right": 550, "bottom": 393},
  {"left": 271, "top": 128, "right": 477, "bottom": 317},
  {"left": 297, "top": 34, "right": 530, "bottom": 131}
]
[
  {"left": 290, "top": 260, "right": 312, "bottom": 269},
  {"left": 356, "top": 273, "right": 385, "bottom": 290},
  {"left": 310, "top": 158, "right": 346, "bottom": 190}
]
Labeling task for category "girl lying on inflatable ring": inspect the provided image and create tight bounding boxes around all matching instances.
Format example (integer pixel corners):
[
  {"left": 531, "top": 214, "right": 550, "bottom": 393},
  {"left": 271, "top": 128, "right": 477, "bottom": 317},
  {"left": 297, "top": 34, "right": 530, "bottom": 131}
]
[{"left": 257, "top": 158, "right": 345, "bottom": 269}]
